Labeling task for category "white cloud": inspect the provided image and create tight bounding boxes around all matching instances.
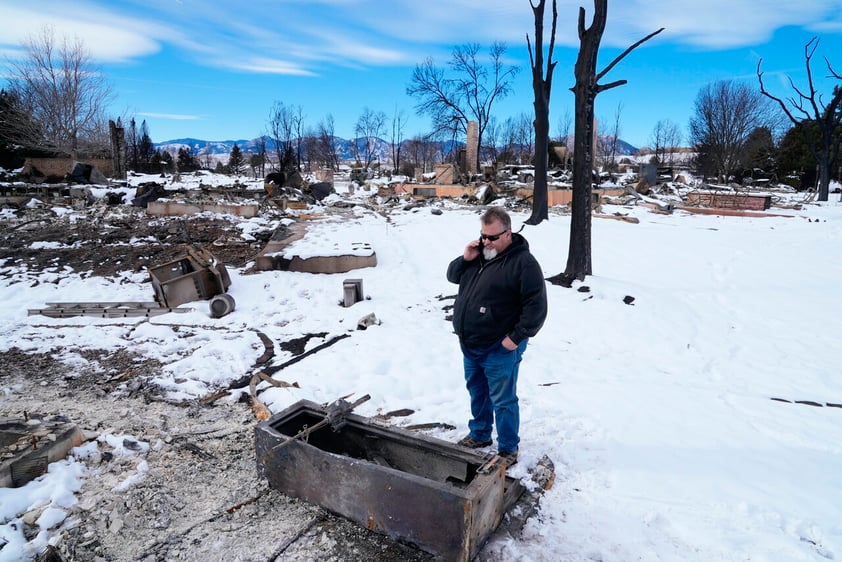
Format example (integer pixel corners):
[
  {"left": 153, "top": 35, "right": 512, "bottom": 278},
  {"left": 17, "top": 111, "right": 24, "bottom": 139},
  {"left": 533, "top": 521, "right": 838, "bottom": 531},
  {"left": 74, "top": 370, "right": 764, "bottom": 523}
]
[
  {"left": 0, "top": 3, "right": 161, "bottom": 62},
  {"left": 229, "top": 57, "right": 317, "bottom": 76},
  {"left": 608, "top": 0, "right": 842, "bottom": 49},
  {"left": 1, "top": 0, "right": 839, "bottom": 76}
]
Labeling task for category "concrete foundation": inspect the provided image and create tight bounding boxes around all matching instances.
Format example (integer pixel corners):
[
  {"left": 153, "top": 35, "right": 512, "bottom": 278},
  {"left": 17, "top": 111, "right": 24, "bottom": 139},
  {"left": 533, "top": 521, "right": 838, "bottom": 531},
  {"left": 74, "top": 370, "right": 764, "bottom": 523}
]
[
  {"left": 514, "top": 187, "right": 626, "bottom": 207},
  {"left": 685, "top": 191, "right": 772, "bottom": 211},
  {"left": 146, "top": 201, "right": 259, "bottom": 218}
]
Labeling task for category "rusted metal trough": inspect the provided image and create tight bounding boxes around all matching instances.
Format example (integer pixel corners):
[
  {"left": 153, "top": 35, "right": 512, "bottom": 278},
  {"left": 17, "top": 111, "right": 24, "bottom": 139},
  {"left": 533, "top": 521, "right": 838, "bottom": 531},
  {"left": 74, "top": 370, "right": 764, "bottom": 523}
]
[
  {"left": 255, "top": 399, "right": 540, "bottom": 561},
  {"left": 148, "top": 247, "right": 231, "bottom": 307},
  {"left": 29, "top": 248, "right": 233, "bottom": 318}
]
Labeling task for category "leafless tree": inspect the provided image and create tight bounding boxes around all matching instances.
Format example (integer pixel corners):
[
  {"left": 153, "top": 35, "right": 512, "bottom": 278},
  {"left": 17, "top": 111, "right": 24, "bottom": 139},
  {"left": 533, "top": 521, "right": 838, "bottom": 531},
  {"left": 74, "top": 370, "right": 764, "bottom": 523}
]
[
  {"left": 4, "top": 26, "right": 114, "bottom": 156},
  {"left": 404, "top": 137, "right": 426, "bottom": 176},
  {"left": 554, "top": 109, "right": 573, "bottom": 170},
  {"left": 499, "top": 113, "right": 534, "bottom": 165},
  {"left": 555, "top": 109, "right": 572, "bottom": 143},
  {"left": 649, "top": 119, "right": 682, "bottom": 167},
  {"left": 482, "top": 116, "right": 501, "bottom": 165},
  {"left": 597, "top": 102, "right": 623, "bottom": 172},
  {"left": 250, "top": 135, "right": 267, "bottom": 177},
  {"left": 266, "top": 101, "right": 301, "bottom": 171},
  {"left": 404, "top": 133, "right": 446, "bottom": 176},
  {"left": 689, "top": 80, "right": 773, "bottom": 182},
  {"left": 310, "top": 114, "right": 339, "bottom": 171},
  {"left": 302, "top": 127, "right": 319, "bottom": 170},
  {"left": 514, "top": 113, "right": 535, "bottom": 164},
  {"left": 407, "top": 42, "right": 519, "bottom": 172},
  {"left": 354, "top": 107, "right": 386, "bottom": 171},
  {"left": 300, "top": 128, "right": 317, "bottom": 172},
  {"left": 201, "top": 144, "right": 214, "bottom": 171},
  {"left": 293, "top": 105, "right": 305, "bottom": 171},
  {"left": 389, "top": 107, "right": 407, "bottom": 174},
  {"left": 757, "top": 37, "right": 842, "bottom": 201},
  {"left": 549, "top": 0, "right": 663, "bottom": 285},
  {"left": 607, "top": 102, "right": 623, "bottom": 171},
  {"left": 525, "top": 0, "right": 559, "bottom": 224}
]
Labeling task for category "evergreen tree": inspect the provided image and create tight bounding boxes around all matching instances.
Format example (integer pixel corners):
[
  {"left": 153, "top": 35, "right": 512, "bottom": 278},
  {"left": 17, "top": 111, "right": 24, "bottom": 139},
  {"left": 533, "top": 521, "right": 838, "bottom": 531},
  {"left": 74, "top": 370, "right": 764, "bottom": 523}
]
[
  {"left": 138, "top": 120, "right": 155, "bottom": 172},
  {"left": 0, "top": 89, "right": 29, "bottom": 170},
  {"left": 177, "top": 147, "right": 198, "bottom": 172},
  {"left": 692, "top": 140, "right": 718, "bottom": 182},
  {"left": 777, "top": 124, "right": 819, "bottom": 189},
  {"left": 151, "top": 149, "right": 173, "bottom": 174},
  {"left": 228, "top": 144, "right": 244, "bottom": 175},
  {"left": 740, "top": 126, "right": 777, "bottom": 178}
]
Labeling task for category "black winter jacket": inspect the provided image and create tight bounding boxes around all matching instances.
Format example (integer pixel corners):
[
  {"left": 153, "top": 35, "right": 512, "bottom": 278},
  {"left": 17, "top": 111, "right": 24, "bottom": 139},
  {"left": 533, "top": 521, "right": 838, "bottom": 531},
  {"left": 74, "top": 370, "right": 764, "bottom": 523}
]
[{"left": 446, "top": 233, "right": 547, "bottom": 348}]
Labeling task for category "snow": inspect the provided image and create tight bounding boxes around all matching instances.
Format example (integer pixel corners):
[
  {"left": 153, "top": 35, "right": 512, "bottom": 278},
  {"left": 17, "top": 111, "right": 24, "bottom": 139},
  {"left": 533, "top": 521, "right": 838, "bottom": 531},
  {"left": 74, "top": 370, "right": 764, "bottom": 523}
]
[{"left": 2, "top": 173, "right": 842, "bottom": 561}]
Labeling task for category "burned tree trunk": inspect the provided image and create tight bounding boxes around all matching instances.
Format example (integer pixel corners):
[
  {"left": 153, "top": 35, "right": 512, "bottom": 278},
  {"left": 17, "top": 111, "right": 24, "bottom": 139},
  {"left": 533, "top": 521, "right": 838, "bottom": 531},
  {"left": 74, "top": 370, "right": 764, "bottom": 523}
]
[
  {"left": 550, "top": 0, "right": 663, "bottom": 285},
  {"left": 109, "top": 120, "right": 127, "bottom": 181},
  {"left": 525, "top": 0, "right": 558, "bottom": 226},
  {"left": 561, "top": 4, "right": 604, "bottom": 282}
]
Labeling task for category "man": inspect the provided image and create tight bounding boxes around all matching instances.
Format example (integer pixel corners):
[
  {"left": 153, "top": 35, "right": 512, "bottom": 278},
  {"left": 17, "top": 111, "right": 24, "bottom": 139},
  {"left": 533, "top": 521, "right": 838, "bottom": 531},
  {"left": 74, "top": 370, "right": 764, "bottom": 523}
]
[{"left": 446, "top": 207, "right": 548, "bottom": 467}]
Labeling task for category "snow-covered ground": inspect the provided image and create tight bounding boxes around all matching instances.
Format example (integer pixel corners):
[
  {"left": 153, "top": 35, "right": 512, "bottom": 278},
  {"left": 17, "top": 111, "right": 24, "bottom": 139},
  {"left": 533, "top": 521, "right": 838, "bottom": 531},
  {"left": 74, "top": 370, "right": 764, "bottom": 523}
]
[{"left": 1, "top": 172, "right": 841, "bottom": 561}]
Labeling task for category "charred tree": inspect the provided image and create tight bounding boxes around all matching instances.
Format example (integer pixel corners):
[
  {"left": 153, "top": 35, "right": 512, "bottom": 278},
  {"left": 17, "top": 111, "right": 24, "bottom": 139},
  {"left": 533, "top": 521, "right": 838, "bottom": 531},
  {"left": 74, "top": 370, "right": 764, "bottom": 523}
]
[
  {"left": 549, "top": 0, "right": 662, "bottom": 286},
  {"left": 525, "top": 0, "right": 559, "bottom": 225},
  {"left": 757, "top": 37, "right": 842, "bottom": 202}
]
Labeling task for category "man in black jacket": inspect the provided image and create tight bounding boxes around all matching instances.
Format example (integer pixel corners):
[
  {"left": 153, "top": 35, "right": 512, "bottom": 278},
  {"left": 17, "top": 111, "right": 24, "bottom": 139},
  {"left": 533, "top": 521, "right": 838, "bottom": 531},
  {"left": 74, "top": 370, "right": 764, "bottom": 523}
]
[{"left": 446, "top": 207, "right": 547, "bottom": 466}]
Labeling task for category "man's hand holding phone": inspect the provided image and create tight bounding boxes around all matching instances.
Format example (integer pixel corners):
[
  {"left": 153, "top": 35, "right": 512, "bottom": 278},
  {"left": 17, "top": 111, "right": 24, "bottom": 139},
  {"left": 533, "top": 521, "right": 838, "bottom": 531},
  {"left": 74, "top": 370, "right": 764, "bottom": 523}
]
[{"left": 463, "top": 238, "right": 482, "bottom": 261}]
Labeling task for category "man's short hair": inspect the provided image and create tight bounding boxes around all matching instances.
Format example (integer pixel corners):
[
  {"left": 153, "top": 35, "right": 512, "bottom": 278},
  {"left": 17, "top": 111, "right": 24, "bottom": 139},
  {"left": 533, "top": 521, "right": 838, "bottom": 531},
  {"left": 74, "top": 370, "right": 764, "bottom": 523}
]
[{"left": 481, "top": 207, "right": 511, "bottom": 230}]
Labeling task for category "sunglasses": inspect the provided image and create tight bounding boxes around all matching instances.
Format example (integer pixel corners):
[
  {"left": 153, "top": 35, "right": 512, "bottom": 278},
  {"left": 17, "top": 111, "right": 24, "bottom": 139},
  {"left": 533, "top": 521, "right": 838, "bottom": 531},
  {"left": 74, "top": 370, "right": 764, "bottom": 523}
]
[{"left": 479, "top": 229, "right": 508, "bottom": 242}]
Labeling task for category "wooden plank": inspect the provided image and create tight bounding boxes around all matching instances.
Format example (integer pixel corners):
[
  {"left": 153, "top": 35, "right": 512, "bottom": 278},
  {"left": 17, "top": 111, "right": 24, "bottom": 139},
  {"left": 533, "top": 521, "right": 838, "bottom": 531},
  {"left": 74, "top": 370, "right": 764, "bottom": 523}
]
[
  {"left": 594, "top": 213, "right": 640, "bottom": 223},
  {"left": 676, "top": 206, "right": 794, "bottom": 218}
]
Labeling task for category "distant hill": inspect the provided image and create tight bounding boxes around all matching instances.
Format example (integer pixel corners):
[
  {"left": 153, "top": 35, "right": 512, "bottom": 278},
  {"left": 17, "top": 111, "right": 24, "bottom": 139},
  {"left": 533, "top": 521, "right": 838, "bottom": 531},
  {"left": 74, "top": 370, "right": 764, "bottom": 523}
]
[
  {"left": 556, "top": 134, "right": 639, "bottom": 156},
  {"left": 155, "top": 135, "right": 639, "bottom": 163},
  {"left": 155, "top": 136, "right": 390, "bottom": 163}
]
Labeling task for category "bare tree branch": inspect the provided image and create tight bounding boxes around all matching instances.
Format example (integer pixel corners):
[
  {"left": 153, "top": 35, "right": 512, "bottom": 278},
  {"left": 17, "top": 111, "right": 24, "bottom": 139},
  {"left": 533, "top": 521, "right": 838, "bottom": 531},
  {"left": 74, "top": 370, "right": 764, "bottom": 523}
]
[
  {"left": 354, "top": 107, "right": 387, "bottom": 170},
  {"left": 5, "top": 25, "right": 114, "bottom": 156},
  {"left": 756, "top": 36, "right": 842, "bottom": 200},
  {"left": 407, "top": 43, "right": 519, "bottom": 172},
  {"left": 595, "top": 79, "right": 627, "bottom": 93},
  {"left": 596, "top": 27, "right": 665, "bottom": 83}
]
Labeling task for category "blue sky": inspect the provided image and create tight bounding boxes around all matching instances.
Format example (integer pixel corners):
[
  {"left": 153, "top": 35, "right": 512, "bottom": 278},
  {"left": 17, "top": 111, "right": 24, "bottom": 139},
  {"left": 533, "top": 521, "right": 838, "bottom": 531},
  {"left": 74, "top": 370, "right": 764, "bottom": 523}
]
[{"left": 2, "top": 0, "right": 841, "bottom": 149}]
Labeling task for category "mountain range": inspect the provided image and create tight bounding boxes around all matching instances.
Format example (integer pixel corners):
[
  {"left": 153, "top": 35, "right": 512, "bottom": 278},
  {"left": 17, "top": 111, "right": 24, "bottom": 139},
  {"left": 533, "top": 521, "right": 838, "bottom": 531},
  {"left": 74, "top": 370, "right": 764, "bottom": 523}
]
[
  {"left": 155, "top": 136, "right": 397, "bottom": 163},
  {"left": 154, "top": 136, "right": 640, "bottom": 163}
]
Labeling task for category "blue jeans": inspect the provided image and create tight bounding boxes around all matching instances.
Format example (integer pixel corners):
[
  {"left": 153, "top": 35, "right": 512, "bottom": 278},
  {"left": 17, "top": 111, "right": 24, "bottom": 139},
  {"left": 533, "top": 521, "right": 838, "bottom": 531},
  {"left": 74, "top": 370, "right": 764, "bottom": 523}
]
[{"left": 461, "top": 338, "right": 527, "bottom": 453}]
